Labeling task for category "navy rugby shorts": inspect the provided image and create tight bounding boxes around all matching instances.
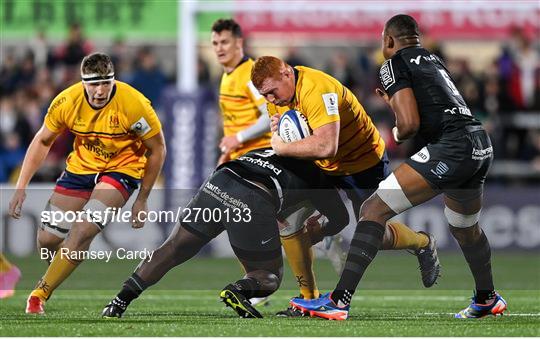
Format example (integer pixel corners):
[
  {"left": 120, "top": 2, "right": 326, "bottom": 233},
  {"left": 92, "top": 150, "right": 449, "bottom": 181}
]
[
  {"left": 405, "top": 126, "right": 493, "bottom": 202},
  {"left": 181, "top": 168, "right": 282, "bottom": 262}
]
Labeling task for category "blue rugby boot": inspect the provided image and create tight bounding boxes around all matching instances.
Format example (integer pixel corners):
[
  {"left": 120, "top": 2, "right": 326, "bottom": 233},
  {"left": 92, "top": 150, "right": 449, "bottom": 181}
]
[
  {"left": 290, "top": 293, "right": 349, "bottom": 320},
  {"left": 455, "top": 292, "right": 507, "bottom": 319}
]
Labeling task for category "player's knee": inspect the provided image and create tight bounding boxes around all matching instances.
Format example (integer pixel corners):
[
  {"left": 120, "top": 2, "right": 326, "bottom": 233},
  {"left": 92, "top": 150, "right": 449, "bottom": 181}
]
[
  {"left": 259, "top": 272, "right": 281, "bottom": 295},
  {"left": 449, "top": 224, "right": 482, "bottom": 246},
  {"left": 359, "top": 196, "right": 387, "bottom": 222},
  {"left": 37, "top": 230, "right": 62, "bottom": 252}
]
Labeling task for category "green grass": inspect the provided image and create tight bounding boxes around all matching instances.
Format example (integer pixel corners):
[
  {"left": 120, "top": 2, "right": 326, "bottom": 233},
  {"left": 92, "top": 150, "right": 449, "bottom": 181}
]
[{"left": 1, "top": 252, "right": 539, "bottom": 336}]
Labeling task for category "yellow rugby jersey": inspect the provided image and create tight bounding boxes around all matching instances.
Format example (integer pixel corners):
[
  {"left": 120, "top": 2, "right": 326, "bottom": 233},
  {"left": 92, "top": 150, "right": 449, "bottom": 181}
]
[
  {"left": 219, "top": 57, "right": 271, "bottom": 159},
  {"left": 44, "top": 81, "right": 161, "bottom": 179},
  {"left": 268, "top": 66, "right": 385, "bottom": 176}
]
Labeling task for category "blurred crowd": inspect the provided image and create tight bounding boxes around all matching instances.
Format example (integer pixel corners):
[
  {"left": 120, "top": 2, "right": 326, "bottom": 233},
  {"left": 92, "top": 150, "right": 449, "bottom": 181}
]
[
  {"left": 1, "top": 24, "right": 539, "bottom": 183},
  {"left": 0, "top": 24, "right": 171, "bottom": 182}
]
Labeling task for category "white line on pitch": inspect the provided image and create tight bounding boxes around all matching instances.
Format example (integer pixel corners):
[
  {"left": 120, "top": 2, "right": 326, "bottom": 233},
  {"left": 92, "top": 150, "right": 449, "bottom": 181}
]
[
  {"left": 51, "top": 294, "right": 534, "bottom": 302},
  {"left": 423, "top": 312, "right": 540, "bottom": 317}
]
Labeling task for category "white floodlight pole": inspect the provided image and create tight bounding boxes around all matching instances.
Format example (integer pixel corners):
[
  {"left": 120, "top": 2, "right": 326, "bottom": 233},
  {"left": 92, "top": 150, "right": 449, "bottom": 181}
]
[{"left": 178, "top": 0, "right": 197, "bottom": 92}]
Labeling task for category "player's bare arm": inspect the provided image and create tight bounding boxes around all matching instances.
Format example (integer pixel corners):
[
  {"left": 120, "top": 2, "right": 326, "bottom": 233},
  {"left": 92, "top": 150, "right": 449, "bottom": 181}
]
[
  {"left": 131, "top": 131, "right": 166, "bottom": 228},
  {"left": 377, "top": 87, "right": 420, "bottom": 142},
  {"left": 9, "top": 125, "right": 59, "bottom": 219},
  {"left": 271, "top": 121, "right": 339, "bottom": 159}
]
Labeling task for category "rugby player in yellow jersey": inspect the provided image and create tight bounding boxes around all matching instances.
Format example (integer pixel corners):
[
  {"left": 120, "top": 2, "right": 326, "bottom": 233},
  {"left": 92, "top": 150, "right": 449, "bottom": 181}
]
[
  {"left": 211, "top": 19, "right": 271, "bottom": 164},
  {"left": 8, "top": 53, "right": 166, "bottom": 315},
  {"left": 251, "top": 56, "right": 440, "bottom": 315},
  {"left": 211, "top": 19, "right": 274, "bottom": 307}
]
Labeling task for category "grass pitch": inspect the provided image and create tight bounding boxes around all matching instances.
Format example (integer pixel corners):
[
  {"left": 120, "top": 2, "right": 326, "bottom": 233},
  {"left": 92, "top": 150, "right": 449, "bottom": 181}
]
[{"left": 1, "top": 251, "right": 539, "bottom": 336}]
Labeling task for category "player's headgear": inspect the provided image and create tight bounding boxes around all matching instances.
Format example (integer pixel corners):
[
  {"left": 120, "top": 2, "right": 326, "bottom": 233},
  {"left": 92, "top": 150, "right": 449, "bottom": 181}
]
[
  {"left": 211, "top": 18, "right": 243, "bottom": 38},
  {"left": 81, "top": 52, "right": 115, "bottom": 83},
  {"left": 385, "top": 14, "right": 420, "bottom": 39}
]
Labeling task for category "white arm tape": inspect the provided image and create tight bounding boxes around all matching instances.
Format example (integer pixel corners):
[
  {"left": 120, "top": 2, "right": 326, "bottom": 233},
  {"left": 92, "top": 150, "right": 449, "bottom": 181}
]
[{"left": 237, "top": 109, "right": 271, "bottom": 143}]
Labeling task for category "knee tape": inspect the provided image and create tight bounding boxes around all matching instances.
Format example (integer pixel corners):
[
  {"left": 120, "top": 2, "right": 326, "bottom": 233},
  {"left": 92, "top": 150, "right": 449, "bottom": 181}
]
[
  {"left": 83, "top": 199, "right": 115, "bottom": 230},
  {"left": 41, "top": 201, "right": 72, "bottom": 239},
  {"left": 279, "top": 203, "right": 316, "bottom": 237},
  {"left": 375, "top": 173, "right": 413, "bottom": 214},
  {"left": 444, "top": 206, "right": 480, "bottom": 228}
]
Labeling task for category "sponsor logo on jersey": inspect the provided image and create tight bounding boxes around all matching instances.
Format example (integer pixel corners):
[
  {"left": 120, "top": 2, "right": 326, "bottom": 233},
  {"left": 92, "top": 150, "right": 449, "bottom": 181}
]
[
  {"left": 83, "top": 138, "right": 117, "bottom": 159},
  {"left": 410, "top": 54, "right": 438, "bottom": 65},
  {"left": 410, "top": 146, "right": 430, "bottom": 163},
  {"left": 49, "top": 96, "right": 66, "bottom": 113},
  {"left": 322, "top": 93, "right": 339, "bottom": 116},
  {"left": 237, "top": 155, "right": 282, "bottom": 175},
  {"left": 74, "top": 116, "right": 85, "bottom": 127},
  {"left": 410, "top": 55, "right": 422, "bottom": 65},
  {"left": 430, "top": 161, "right": 449, "bottom": 179},
  {"left": 472, "top": 146, "right": 493, "bottom": 160},
  {"left": 379, "top": 59, "right": 396, "bottom": 90},
  {"left": 444, "top": 106, "right": 472, "bottom": 116},
  {"left": 253, "top": 150, "right": 275, "bottom": 158},
  {"left": 130, "top": 117, "right": 151, "bottom": 137}
]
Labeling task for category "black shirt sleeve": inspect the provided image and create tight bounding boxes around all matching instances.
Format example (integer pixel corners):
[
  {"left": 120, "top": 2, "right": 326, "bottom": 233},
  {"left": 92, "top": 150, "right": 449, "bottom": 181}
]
[{"left": 379, "top": 56, "right": 411, "bottom": 98}]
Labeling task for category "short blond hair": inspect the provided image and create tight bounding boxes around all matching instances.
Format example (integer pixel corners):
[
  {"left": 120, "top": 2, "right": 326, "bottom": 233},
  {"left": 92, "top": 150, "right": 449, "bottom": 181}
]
[{"left": 251, "top": 56, "right": 286, "bottom": 89}]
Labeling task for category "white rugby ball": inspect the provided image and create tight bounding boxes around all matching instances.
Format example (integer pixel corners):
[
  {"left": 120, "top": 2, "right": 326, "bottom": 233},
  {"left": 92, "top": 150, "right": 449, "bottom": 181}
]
[{"left": 278, "top": 110, "right": 311, "bottom": 143}]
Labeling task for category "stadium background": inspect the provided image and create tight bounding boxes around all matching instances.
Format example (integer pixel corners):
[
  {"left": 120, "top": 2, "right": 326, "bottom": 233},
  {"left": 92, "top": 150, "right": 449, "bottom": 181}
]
[
  {"left": 1, "top": 0, "right": 538, "bottom": 255},
  {"left": 1, "top": 1, "right": 539, "bottom": 335}
]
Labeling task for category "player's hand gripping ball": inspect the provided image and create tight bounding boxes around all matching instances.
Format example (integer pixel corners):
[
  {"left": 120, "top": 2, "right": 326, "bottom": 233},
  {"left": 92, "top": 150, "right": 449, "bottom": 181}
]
[{"left": 277, "top": 110, "right": 311, "bottom": 143}]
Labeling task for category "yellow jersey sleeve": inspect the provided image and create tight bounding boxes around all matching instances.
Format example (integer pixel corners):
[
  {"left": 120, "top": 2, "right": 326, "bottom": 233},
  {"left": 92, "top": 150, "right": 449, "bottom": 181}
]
[
  {"left": 44, "top": 91, "right": 70, "bottom": 133},
  {"left": 128, "top": 96, "right": 162, "bottom": 141},
  {"left": 299, "top": 83, "right": 341, "bottom": 130}
]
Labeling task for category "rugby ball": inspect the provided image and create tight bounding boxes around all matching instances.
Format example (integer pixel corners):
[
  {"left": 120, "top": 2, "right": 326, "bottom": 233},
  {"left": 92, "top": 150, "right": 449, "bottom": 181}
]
[{"left": 277, "top": 110, "right": 311, "bottom": 143}]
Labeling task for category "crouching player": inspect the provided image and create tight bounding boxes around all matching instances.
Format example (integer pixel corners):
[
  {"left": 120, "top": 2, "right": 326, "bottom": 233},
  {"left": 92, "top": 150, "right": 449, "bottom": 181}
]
[{"left": 102, "top": 148, "right": 352, "bottom": 318}]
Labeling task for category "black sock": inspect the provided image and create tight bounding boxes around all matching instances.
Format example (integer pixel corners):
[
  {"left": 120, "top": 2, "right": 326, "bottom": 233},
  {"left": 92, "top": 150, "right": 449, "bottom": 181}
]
[
  {"left": 331, "top": 221, "right": 385, "bottom": 306},
  {"left": 458, "top": 231, "right": 495, "bottom": 303},
  {"left": 231, "top": 277, "right": 260, "bottom": 300},
  {"left": 114, "top": 273, "right": 148, "bottom": 309}
]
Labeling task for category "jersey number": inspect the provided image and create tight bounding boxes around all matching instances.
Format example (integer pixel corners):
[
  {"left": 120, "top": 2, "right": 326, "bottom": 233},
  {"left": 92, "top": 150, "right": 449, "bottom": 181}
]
[{"left": 438, "top": 69, "right": 460, "bottom": 96}]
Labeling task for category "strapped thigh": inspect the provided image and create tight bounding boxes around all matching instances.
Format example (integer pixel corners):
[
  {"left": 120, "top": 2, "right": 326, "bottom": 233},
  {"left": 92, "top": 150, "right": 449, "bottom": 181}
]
[
  {"left": 375, "top": 173, "right": 413, "bottom": 214},
  {"left": 41, "top": 200, "right": 72, "bottom": 239}
]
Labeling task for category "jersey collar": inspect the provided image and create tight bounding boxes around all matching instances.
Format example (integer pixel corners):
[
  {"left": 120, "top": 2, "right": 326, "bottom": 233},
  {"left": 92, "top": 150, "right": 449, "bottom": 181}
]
[
  {"left": 395, "top": 45, "right": 422, "bottom": 55},
  {"left": 227, "top": 55, "right": 250, "bottom": 75},
  {"left": 291, "top": 66, "right": 300, "bottom": 104}
]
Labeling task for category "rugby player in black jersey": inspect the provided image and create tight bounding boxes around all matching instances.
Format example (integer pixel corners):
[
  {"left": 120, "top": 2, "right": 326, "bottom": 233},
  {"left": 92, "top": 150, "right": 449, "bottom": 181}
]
[
  {"left": 291, "top": 14, "right": 506, "bottom": 320},
  {"left": 101, "top": 148, "right": 351, "bottom": 318}
]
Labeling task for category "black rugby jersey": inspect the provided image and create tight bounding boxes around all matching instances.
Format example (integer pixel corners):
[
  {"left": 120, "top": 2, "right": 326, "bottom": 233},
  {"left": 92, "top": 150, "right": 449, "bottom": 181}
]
[
  {"left": 379, "top": 46, "right": 481, "bottom": 143},
  {"left": 220, "top": 148, "right": 335, "bottom": 213}
]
